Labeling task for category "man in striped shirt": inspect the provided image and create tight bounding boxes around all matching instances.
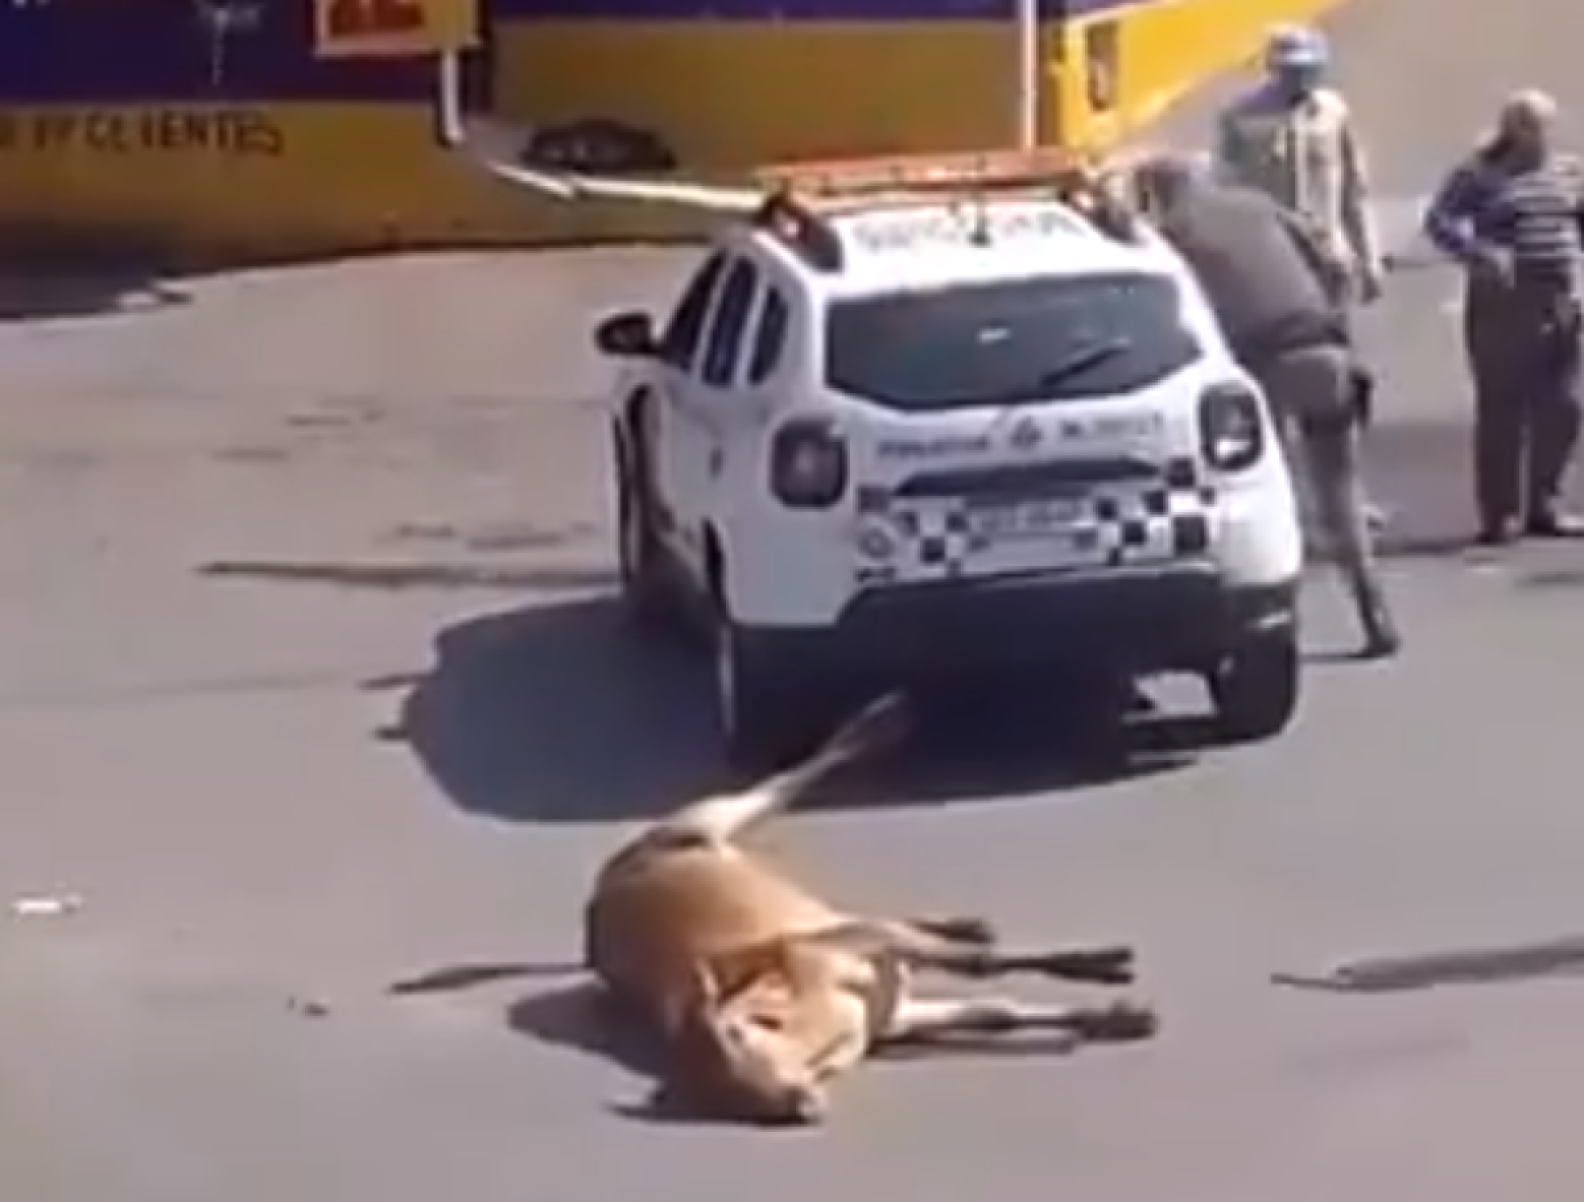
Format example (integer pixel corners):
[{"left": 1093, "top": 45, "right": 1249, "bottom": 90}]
[{"left": 1424, "top": 90, "right": 1584, "bottom": 544}]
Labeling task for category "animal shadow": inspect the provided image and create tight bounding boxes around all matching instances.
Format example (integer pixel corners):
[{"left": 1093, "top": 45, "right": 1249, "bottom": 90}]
[
  {"left": 388, "top": 960, "right": 582, "bottom": 995},
  {"left": 873, "top": 1031, "right": 1089, "bottom": 1063},
  {"left": 505, "top": 981, "right": 665, "bottom": 1082},
  {"left": 502, "top": 979, "right": 1112, "bottom": 1127},
  {"left": 389, "top": 963, "right": 693, "bottom": 1122},
  {"left": 504, "top": 983, "right": 822, "bottom": 1128}
]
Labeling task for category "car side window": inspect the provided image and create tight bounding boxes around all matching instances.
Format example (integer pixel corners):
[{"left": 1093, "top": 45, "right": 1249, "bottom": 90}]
[
  {"left": 700, "top": 258, "right": 759, "bottom": 388},
  {"left": 746, "top": 287, "right": 790, "bottom": 385},
  {"left": 659, "top": 254, "right": 727, "bottom": 371}
]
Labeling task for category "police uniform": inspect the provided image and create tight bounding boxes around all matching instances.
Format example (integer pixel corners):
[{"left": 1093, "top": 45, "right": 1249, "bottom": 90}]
[
  {"left": 1215, "top": 29, "right": 1390, "bottom": 546},
  {"left": 1424, "top": 140, "right": 1584, "bottom": 542},
  {"left": 1214, "top": 81, "right": 1383, "bottom": 303},
  {"left": 1138, "top": 158, "right": 1400, "bottom": 659}
]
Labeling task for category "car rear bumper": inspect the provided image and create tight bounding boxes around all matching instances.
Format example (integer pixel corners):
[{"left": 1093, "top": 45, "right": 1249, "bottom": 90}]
[{"left": 746, "top": 565, "right": 1297, "bottom": 684}]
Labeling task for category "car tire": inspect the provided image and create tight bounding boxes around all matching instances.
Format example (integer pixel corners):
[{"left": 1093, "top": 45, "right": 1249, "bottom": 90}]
[
  {"left": 1208, "top": 633, "right": 1301, "bottom": 743},
  {"left": 614, "top": 426, "right": 681, "bottom": 639},
  {"left": 712, "top": 612, "right": 827, "bottom": 775}
]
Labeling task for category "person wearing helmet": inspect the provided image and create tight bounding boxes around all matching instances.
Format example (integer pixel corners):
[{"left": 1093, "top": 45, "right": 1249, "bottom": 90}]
[
  {"left": 1215, "top": 25, "right": 1383, "bottom": 305},
  {"left": 1215, "top": 25, "right": 1390, "bottom": 536},
  {"left": 1423, "top": 90, "right": 1584, "bottom": 545},
  {"left": 1135, "top": 153, "right": 1401, "bottom": 660}
]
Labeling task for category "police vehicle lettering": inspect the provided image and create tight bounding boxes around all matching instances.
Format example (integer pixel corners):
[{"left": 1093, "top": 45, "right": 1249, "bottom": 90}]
[
  {"left": 1056, "top": 410, "right": 1167, "bottom": 444},
  {"left": 844, "top": 204, "right": 1087, "bottom": 256},
  {"left": 871, "top": 406, "right": 1170, "bottom": 469}
]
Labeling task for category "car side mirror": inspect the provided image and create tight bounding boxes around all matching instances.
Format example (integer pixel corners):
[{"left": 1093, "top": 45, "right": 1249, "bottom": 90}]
[{"left": 594, "top": 311, "right": 657, "bottom": 357}]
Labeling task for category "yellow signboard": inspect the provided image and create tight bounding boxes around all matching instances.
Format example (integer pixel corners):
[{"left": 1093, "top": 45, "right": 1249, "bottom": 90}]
[{"left": 314, "top": 0, "right": 478, "bottom": 58}]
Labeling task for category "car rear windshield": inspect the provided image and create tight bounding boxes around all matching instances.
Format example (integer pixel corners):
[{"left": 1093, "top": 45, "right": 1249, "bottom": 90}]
[{"left": 825, "top": 272, "right": 1200, "bottom": 411}]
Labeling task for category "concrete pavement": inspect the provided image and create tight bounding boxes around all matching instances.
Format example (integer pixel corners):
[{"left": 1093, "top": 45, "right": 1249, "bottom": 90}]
[{"left": 6, "top": 0, "right": 1584, "bottom": 1197}]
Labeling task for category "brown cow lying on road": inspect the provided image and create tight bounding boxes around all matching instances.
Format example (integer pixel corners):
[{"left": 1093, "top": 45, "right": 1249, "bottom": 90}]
[{"left": 583, "top": 694, "right": 1158, "bottom": 1125}]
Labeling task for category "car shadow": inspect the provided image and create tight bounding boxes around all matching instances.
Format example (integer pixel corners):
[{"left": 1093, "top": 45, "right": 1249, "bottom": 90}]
[
  {"left": 391, "top": 597, "right": 720, "bottom": 824},
  {"left": 823, "top": 695, "right": 1202, "bottom": 809},
  {"left": 390, "top": 596, "right": 1203, "bottom": 825}
]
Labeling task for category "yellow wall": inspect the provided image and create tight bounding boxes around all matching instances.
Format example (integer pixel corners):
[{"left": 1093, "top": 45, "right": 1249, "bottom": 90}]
[
  {"left": 486, "top": 19, "right": 1047, "bottom": 242},
  {"left": 0, "top": 103, "right": 567, "bottom": 259},
  {"left": 1056, "top": 0, "right": 1350, "bottom": 150},
  {"left": 0, "top": 0, "right": 1351, "bottom": 258},
  {"left": 493, "top": 21, "right": 1031, "bottom": 162}
]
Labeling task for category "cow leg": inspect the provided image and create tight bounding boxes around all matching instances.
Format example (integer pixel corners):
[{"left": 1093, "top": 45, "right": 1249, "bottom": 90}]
[
  {"left": 807, "top": 920, "right": 1136, "bottom": 984},
  {"left": 634, "top": 694, "right": 908, "bottom": 849},
  {"left": 897, "top": 928, "right": 1136, "bottom": 984},
  {"left": 879, "top": 994, "right": 1157, "bottom": 1047},
  {"left": 904, "top": 915, "right": 1000, "bottom": 946}
]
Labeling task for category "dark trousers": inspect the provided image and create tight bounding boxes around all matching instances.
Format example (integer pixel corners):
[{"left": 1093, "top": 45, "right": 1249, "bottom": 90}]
[{"left": 1463, "top": 278, "right": 1583, "bottom": 529}]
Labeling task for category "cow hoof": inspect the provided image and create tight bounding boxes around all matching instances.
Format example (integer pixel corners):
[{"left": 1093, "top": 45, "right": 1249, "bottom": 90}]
[
  {"left": 1072, "top": 1001, "right": 1158, "bottom": 1043},
  {"left": 1047, "top": 946, "right": 1135, "bottom": 984}
]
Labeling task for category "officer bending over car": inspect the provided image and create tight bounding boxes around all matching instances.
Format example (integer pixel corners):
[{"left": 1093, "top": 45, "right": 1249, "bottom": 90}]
[
  {"left": 1134, "top": 153, "right": 1401, "bottom": 660},
  {"left": 1423, "top": 90, "right": 1584, "bottom": 545}
]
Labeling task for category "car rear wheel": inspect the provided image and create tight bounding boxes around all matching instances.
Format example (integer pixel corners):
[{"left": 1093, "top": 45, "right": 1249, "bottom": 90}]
[
  {"left": 615, "top": 427, "right": 682, "bottom": 639},
  {"left": 711, "top": 604, "right": 827, "bottom": 775},
  {"left": 1208, "top": 633, "right": 1301, "bottom": 743}
]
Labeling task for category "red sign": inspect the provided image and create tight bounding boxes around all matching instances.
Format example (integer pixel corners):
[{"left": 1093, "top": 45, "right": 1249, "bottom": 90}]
[{"left": 313, "top": 0, "right": 476, "bottom": 58}]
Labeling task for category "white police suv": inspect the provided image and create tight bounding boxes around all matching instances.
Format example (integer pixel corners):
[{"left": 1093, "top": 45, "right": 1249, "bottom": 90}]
[{"left": 483, "top": 148, "right": 1305, "bottom": 768}]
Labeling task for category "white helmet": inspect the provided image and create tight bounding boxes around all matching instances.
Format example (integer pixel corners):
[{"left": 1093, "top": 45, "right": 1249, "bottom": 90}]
[{"left": 1264, "top": 24, "right": 1329, "bottom": 73}]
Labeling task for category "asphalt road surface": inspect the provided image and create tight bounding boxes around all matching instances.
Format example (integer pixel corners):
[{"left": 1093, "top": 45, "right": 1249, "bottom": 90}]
[{"left": 7, "top": 3, "right": 1584, "bottom": 1198}]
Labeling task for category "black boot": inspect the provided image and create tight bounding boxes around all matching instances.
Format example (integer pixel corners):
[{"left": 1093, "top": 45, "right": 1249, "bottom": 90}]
[{"left": 1353, "top": 576, "right": 1402, "bottom": 661}]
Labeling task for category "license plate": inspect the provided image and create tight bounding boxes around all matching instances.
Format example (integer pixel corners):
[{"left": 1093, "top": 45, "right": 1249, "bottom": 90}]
[{"left": 970, "top": 497, "right": 1084, "bottom": 540}]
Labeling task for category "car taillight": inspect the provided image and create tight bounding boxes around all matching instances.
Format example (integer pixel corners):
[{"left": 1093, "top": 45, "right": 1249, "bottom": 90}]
[
  {"left": 1198, "top": 382, "right": 1266, "bottom": 473},
  {"left": 769, "top": 417, "right": 848, "bottom": 509}
]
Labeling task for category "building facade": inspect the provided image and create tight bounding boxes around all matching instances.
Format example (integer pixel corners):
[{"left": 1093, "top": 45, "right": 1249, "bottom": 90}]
[{"left": 0, "top": 0, "right": 1344, "bottom": 255}]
